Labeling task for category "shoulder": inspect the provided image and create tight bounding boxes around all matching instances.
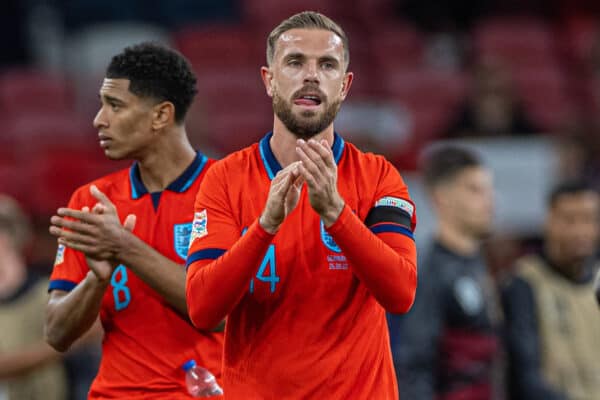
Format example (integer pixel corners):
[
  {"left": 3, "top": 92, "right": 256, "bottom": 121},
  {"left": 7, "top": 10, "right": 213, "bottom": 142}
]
[
  {"left": 342, "top": 142, "right": 393, "bottom": 171},
  {"left": 342, "top": 142, "right": 405, "bottom": 187},
  {"left": 206, "top": 144, "right": 259, "bottom": 177},
  {"left": 513, "top": 253, "right": 546, "bottom": 281},
  {"left": 69, "top": 167, "right": 130, "bottom": 204}
]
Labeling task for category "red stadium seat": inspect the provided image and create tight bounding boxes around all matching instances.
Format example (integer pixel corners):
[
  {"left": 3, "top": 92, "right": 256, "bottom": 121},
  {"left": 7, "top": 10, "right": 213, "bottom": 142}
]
[
  {"left": 0, "top": 162, "right": 28, "bottom": 206},
  {"left": 0, "top": 69, "right": 73, "bottom": 115},
  {"left": 511, "top": 65, "right": 572, "bottom": 131},
  {"left": 370, "top": 23, "right": 425, "bottom": 72},
  {"left": 473, "top": 17, "right": 558, "bottom": 68},
  {"left": 383, "top": 67, "right": 467, "bottom": 109},
  {"left": 174, "top": 24, "right": 264, "bottom": 70},
  {"left": 3, "top": 112, "right": 96, "bottom": 157},
  {"left": 26, "top": 145, "right": 124, "bottom": 217},
  {"left": 241, "top": 0, "right": 342, "bottom": 29}
]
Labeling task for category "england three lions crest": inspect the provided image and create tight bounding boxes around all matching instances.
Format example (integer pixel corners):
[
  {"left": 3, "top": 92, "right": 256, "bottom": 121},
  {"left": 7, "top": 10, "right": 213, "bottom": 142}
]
[
  {"left": 174, "top": 223, "right": 193, "bottom": 260},
  {"left": 320, "top": 220, "right": 341, "bottom": 253}
]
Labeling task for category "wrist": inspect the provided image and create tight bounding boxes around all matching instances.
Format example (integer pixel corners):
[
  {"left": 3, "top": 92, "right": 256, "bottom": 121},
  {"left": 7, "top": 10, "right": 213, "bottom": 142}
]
[
  {"left": 114, "top": 227, "right": 133, "bottom": 261},
  {"left": 86, "top": 270, "right": 111, "bottom": 288},
  {"left": 322, "top": 200, "right": 345, "bottom": 228},
  {"left": 259, "top": 214, "right": 280, "bottom": 234}
]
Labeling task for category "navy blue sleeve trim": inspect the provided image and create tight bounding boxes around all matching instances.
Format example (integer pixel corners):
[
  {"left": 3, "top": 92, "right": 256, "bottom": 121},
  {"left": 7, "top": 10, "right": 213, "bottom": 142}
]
[
  {"left": 186, "top": 248, "right": 226, "bottom": 270},
  {"left": 48, "top": 279, "right": 77, "bottom": 292},
  {"left": 365, "top": 205, "right": 412, "bottom": 229},
  {"left": 370, "top": 224, "right": 414, "bottom": 240}
]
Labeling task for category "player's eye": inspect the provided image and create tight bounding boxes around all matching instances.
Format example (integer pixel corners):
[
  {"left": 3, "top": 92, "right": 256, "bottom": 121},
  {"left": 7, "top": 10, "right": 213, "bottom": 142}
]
[{"left": 288, "top": 59, "right": 302, "bottom": 67}]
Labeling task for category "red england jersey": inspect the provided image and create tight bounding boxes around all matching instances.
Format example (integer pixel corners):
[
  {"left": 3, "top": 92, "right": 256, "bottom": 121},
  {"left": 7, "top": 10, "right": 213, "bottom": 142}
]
[
  {"left": 186, "top": 134, "right": 417, "bottom": 399},
  {"left": 50, "top": 152, "right": 224, "bottom": 399}
]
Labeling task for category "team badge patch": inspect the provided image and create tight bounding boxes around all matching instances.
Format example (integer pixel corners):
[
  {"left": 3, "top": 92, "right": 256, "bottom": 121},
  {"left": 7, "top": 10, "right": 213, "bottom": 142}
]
[
  {"left": 189, "top": 209, "right": 208, "bottom": 247},
  {"left": 320, "top": 220, "right": 341, "bottom": 253},
  {"left": 174, "top": 223, "right": 193, "bottom": 260},
  {"left": 375, "top": 196, "right": 414, "bottom": 217},
  {"left": 54, "top": 244, "right": 65, "bottom": 266}
]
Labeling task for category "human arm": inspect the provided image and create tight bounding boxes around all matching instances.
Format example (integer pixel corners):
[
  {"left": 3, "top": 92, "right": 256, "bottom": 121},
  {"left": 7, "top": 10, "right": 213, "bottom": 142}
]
[
  {"left": 501, "top": 277, "right": 567, "bottom": 400},
  {"left": 186, "top": 162, "right": 303, "bottom": 330},
  {"left": 296, "top": 139, "right": 417, "bottom": 313},
  {"left": 45, "top": 256, "right": 112, "bottom": 352},
  {"left": 0, "top": 341, "right": 61, "bottom": 379},
  {"left": 49, "top": 185, "right": 190, "bottom": 315},
  {"left": 395, "top": 258, "right": 443, "bottom": 400}
]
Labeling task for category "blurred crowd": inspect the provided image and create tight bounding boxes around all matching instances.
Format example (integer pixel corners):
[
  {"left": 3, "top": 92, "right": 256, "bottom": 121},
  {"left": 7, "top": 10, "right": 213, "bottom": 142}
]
[{"left": 1, "top": 1, "right": 600, "bottom": 399}]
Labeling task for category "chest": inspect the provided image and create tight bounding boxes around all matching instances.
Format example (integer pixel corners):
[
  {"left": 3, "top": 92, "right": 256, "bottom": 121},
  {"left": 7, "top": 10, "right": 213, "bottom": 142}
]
[
  {"left": 444, "top": 266, "right": 500, "bottom": 329},
  {"left": 100, "top": 194, "right": 196, "bottom": 314},
  {"left": 233, "top": 180, "right": 374, "bottom": 305}
]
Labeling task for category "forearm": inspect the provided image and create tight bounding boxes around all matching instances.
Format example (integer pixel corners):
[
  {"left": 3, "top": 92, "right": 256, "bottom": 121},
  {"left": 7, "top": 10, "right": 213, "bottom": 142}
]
[
  {"left": 116, "top": 231, "right": 187, "bottom": 315},
  {"left": 45, "top": 272, "right": 107, "bottom": 352},
  {"left": 186, "top": 219, "right": 274, "bottom": 329},
  {"left": 327, "top": 205, "right": 417, "bottom": 313},
  {"left": 0, "top": 342, "right": 61, "bottom": 379}
]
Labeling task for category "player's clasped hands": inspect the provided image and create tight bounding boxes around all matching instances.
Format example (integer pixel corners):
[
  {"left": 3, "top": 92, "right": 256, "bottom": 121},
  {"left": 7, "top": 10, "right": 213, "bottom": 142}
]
[
  {"left": 49, "top": 185, "right": 136, "bottom": 263},
  {"left": 260, "top": 161, "right": 303, "bottom": 233},
  {"left": 259, "top": 139, "right": 345, "bottom": 233},
  {"left": 296, "top": 139, "right": 345, "bottom": 227}
]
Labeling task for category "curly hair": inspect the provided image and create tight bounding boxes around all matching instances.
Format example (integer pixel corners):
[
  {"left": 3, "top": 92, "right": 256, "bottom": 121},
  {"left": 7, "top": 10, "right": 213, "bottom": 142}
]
[{"left": 106, "top": 42, "right": 198, "bottom": 124}]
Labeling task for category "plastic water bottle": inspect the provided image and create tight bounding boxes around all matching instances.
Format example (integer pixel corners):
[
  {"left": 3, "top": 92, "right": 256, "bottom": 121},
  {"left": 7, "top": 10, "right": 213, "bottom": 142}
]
[{"left": 182, "top": 359, "right": 223, "bottom": 397}]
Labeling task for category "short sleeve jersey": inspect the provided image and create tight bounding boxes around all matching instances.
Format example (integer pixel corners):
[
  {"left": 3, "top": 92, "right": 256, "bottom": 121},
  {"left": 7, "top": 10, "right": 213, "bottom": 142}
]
[
  {"left": 50, "top": 152, "right": 223, "bottom": 399},
  {"left": 187, "top": 134, "right": 416, "bottom": 399}
]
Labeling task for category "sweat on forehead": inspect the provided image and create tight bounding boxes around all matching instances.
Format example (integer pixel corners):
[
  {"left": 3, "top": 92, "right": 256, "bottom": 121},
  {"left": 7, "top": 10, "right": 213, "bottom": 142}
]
[
  {"left": 266, "top": 11, "right": 350, "bottom": 68},
  {"left": 275, "top": 29, "right": 343, "bottom": 56}
]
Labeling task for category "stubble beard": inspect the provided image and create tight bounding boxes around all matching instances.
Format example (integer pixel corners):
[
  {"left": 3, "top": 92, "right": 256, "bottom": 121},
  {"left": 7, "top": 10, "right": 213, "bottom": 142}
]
[{"left": 272, "top": 90, "right": 341, "bottom": 140}]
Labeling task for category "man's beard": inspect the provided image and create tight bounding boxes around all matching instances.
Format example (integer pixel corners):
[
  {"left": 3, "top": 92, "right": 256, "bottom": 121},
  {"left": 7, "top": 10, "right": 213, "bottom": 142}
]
[{"left": 272, "top": 90, "right": 341, "bottom": 140}]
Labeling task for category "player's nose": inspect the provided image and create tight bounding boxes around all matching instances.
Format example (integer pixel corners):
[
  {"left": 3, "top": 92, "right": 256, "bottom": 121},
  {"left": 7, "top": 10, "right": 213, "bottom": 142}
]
[{"left": 93, "top": 107, "right": 108, "bottom": 129}]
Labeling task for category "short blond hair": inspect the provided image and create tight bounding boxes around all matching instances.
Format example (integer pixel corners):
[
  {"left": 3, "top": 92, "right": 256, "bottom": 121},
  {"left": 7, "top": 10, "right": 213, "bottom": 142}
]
[{"left": 266, "top": 11, "right": 349, "bottom": 70}]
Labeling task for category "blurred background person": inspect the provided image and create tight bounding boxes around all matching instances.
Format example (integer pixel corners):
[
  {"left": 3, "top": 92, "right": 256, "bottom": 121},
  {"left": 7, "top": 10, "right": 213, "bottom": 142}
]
[
  {"left": 4, "top": 1, "right": 600, "bottom": 397},
  {"left": 445, "top": 59, "right": 539, "bottom": 138},
  {"left": 0, "top": 194, "right": 67, "bottom": 400},
  {"left": 395, "top": 145, "right": 505, "bottom": 400},
  {"left": 502, "top": 181, "right": 600, "bottom": 400}
]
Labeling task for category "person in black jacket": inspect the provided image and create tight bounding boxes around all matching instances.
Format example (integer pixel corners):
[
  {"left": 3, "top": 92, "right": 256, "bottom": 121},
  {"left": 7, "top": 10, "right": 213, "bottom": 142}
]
[{"left": 396, "top": 145, "right": 505, "bottom": 400}]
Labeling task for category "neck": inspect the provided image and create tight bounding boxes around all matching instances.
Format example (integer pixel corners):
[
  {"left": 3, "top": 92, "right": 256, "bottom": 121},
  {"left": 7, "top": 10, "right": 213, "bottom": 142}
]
[
  {"left": 270, "top": 117, "right": 335, "bottom": 168},
  {"left": 545, "top": 244, "right": 587, "bottom": 281},
  {"left": 136, "top": 127, "right": 196, "bottom": 192},
  {"left": 436, "top": 219, "right": 480, "bottom": 257}
]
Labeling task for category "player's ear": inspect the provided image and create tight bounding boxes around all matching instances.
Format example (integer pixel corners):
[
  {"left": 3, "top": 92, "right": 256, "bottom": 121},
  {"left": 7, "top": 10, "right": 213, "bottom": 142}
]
[
  {"left": 152, "top": 101, "right": 174, "bottom": 130},
  {"left": 340, "top": 71, "right": 353, "bottom": 101},
  {"left": 430, "top": 186, "right": 447, "bottom": 210},
  {"left": 261, "top": 66, "right": 274, "bottom": 98}
]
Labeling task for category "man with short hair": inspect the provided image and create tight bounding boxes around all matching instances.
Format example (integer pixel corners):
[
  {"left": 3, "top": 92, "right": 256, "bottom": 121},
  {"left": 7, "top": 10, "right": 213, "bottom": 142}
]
[
  {"left": 185, "top": 11, "right": 418, "bottom": 399},
  {"left": 502, "top": 181, "right": 600, "bottom": 400},
  {"left": 0, "top": 194, "right": 67, "bottom": 400},
  {"left": 46, "top": 42, "right": 223, "bottom": 399},
  {"left": 396, "top": 145, "right": 505, "bottom": 400}
]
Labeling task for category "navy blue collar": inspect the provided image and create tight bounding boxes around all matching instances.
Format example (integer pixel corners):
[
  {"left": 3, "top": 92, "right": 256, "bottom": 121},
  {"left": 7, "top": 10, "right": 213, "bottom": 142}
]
[
  {"left": 129, "top": 151, "right": 208, "bottom": 199},
  {"left": 258, "top": 132, "right": 345, "bottom": 180}
]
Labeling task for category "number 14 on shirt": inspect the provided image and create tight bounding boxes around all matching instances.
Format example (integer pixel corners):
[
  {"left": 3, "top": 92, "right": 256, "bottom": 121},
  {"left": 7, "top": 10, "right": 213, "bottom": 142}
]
[{"left": 242, "top": 227, "right": 280, "bottom": 294}]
